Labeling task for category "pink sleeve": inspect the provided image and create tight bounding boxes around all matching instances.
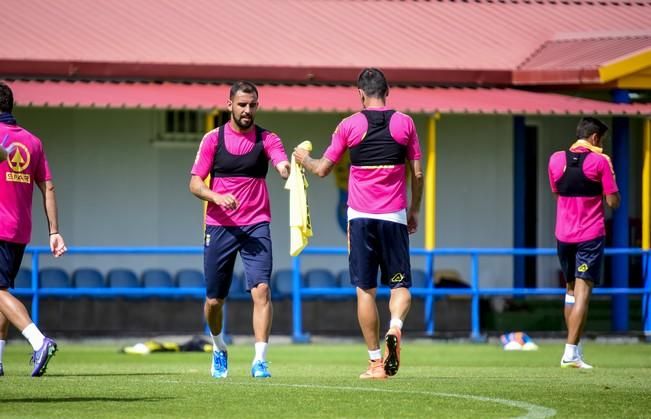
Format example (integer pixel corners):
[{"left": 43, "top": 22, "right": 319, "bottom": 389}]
[
  {"left": 323, "top": 119, "right": 350, "bottom": 164},
  {"left": 599, "top": 155, "right": 619, "bottom": 195},
  {"left": 191, "top": 130, "right": 217, "bottom": 179},
  {"left": 262, "top": 131, "right": 288, "bottom": 166},
  {"left": 34, "top": 144, "right": 52, "bottom": 182},
  {"left": 548, "top": 153, "right": 559, "bottom": 193},
  {"left": 404, "top": 118, "right": 421, "bottom": 160}
]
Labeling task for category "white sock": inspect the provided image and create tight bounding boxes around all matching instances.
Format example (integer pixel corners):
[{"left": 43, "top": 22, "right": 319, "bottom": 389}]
[
  {"left": 21, "top": 323, "right": 45, "bottom": 351},
  {"left": 0, "top": 340, "right": 5, "bottom": 364},
  {"left": 211, "top": 332, "right": 227, "bottom": 352},
  {"left": 389, "top": 318, "right": 403, "bottom": 330},
  {"left": 563, "top": 344, "right": 578, "bottom": 360},
  {"left": 253, "top": 341, "right": 268, "bottom": 363},
  {"left": 368, "top": 349, "right": 382, "bottom": 361}
]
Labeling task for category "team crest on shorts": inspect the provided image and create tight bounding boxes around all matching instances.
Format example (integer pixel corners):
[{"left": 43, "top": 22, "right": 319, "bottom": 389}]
[
  {"left": 578, "top": 263, "right": 588, "bottom": 273},
  {"left": 205, "top": 233, "right": 211, "bottom": 247},
  {"left": 390, "top": 273, "right": 405, "bottom": 283}
]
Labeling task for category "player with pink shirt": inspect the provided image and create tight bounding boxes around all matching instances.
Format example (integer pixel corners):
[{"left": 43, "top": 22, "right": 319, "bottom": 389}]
[
  {"left": 0, "top": 82, "right": 66, "bottom": 377},
  {"left": 189, "top": 81, "right": 289, "bottom": 379},
  {"left": 548, "top": 117, "right": 620, "bottom": 369},
  {"left": 295, "top": 68, "right": 423, "bottom": 379}
]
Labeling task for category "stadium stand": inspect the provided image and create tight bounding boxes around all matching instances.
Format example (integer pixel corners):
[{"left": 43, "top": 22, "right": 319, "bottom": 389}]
[
  {"left": 175, "top": 269, "right": 204, "bottom": 288},
  {"left": 39, "top": 267, "right": 71, "bottom": 288},
  {"left": 228, "top": 272, "right": 248, "bottom": 300},
  {"left": 107, "top": 268, "right": 140, "bottom": 288},
  {"left": 411, "top": 269, "right": 428, "bottom": 288},
  {"left": 271, "top": 269, "right": 294, "bottom": 299},
  {"left": 72, "top": 268, "right": 105, "bottom": 288},
  {"left": 14, "top": 268, "right": 32, "bottom": 288},
  {"left": 142, "top": 269, "right": 175, "bottom": 288}
]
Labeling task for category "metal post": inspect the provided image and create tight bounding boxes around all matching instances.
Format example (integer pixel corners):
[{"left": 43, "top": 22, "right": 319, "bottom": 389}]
[
  {"left": 470, "top": 253, "right": 482, "bottom": 341},
  {"left": 642, "top": 119, "right": 651, "bottom": 339},
  {"left": 30, "top": 249, "right": 40, "bottom": 326},
  {"left": 291, "top": 256, "right": 309, "bottom": 342},
  {"left": 611, "top": 89, "right": 630, "bottom": 332},
  {"left": 424, "top": 252, "right": 435, "bottom": 334}
]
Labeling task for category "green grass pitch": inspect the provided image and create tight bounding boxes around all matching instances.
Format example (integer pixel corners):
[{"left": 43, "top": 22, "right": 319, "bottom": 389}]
[{"left": 2, "top": 342, "right": 651, "bottom": 418}]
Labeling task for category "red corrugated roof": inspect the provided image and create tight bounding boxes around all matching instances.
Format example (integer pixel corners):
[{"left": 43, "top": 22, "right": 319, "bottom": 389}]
[
  {"left": 2, "top": 0, "right": 651, "bottom": 85},
  {"left": 7, "top": 80, "right": 651, "bottom": 116},
  {"left": 515, "top": 36, "right": 651, "bottom": 84}
]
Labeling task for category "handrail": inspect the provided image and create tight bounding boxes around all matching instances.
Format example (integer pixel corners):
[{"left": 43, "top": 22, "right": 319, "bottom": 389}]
[
  {"left": 292, "top": 247, "right": 651, "bottom": 342},
  {"left": 20, "top": 246, "right": 651, "bottom": 342}
]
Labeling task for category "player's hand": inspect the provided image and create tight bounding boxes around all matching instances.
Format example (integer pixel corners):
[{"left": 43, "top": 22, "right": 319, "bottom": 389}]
[
  {"left": 49, "top": 233, "right": 67, "bottom": 258},
  {"left": 214, "top": 193, "right": 239, "bottom": 210},
  {"left": 277, "top": 161, "right": 290, "bottom": 179},
  {"left": 293, "top": 147, "right": 310, "bottom": 166},
  {"left": 407, "top": 209, "right": 419, "bottom": 235}
]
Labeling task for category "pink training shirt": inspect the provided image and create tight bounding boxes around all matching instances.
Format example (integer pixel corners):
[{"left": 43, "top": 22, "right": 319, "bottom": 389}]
[
  {"left": 191, "top": 122, "right": 288, "bottom": 227},
  {"left": 324, "top": 107, "right": 421, "bottom": 213},
  {"left": 0, "top": 123, "right": 52, "bottom": 244},
  {"left": 548, "top": 142, "right": 618, "bottom": 243}
]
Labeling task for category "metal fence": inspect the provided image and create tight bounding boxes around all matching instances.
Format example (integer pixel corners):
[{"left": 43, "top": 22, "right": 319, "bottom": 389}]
[{"left": 16, "top": 246, "right": 651, "bottom": 341}]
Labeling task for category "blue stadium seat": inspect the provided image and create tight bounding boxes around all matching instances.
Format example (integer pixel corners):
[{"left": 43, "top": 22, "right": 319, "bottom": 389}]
[
  {"left": 142, "top": 269, "right": 174, "bottom": 288},
  {"left": 336, "top": 270, "right": 355, "bottom": 289},
  {"left": 39, "top": 268, "right": 71, "bottom": 288},
  {"left": 107, "top": 269, "right": 140, "bottom": 288},
  {"left": 305, "top": 269, "right": 337, "bottom": 300},
  {"left": 411, "top": 269, "right": 429, "bottom": 288},
  {"left": 176, "top": 269, "right": 204, "bottom": 288},
  {"left": 14, "top": 268, "right": 32, "bottom": 288},
  {"left": 228, "top": 272, "right": 248, "bottom": 300},
  {"left": 72, "top": 268, "right": 105, "bottom": 288},
  {"left": 271, "top": 269, "right": 294, "bottom": 299}
]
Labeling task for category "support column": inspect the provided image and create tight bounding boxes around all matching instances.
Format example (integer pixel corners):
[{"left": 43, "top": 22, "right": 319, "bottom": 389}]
[
  {"left": 513, "top": 116, "right": 526, "bottom": 290},
  {"left": 642, "top": 119, "right": 651, "bottom": 338},
  {"left": 611, "top": 89, "right": 630, "bottom": 332}
]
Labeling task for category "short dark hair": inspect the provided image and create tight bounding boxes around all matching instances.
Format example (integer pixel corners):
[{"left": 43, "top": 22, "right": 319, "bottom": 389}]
[
  {"left": 576, "top": 117, "right": 608, "bottom": 140},
  {"left": 229, "top": 81, "right": 258, "bottom": 100},
  {"left": 0, "top": 82, "right": 14, "bottom": 113},
  {"left": 357, "top": 68, "right": 388, "bottom": 99}
]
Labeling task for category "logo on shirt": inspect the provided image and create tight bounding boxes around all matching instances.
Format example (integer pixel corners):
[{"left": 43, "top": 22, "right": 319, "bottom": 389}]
[
  {"left": 577, "top": 263, "right": 589, "bottom": 273},
  {"left": 5, "top": 143, "right": 31, "bottom": 184}
]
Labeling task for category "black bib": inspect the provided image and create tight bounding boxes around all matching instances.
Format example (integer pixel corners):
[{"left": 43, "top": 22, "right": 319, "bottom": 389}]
[
  {"left": 555, "top": 151, "right": 603, "bottom": 197},
  {"left": 350, "top": 110, "right": 406, "bottom": 166},
  {"left": 211, "top": 124, "right": 268, "bottom": 178}
]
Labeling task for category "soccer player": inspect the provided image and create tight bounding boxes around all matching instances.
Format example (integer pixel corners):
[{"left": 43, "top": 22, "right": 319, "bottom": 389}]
[
  {"left": 189, "top": 81, "right": 290, "bottom": 379},
  {"left": 0, "top": 81, "right": 66, "bottom": 377},
  {"left": 294, "top": 68, "right": 423, "bottom": 379},
  {"left": 548, "top": 117, "right": 620, "bottom": 369}
]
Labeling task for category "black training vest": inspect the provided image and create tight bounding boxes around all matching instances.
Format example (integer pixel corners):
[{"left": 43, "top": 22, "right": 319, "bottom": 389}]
[
  {"left": 555, "top": 151, "right": 603, "bottom": 197},
  {"left": 350, "top": 110, "right": 406, "bottom": 166},
  {"left": 211, "top": 125, "right": 268, "bottom": 178}
]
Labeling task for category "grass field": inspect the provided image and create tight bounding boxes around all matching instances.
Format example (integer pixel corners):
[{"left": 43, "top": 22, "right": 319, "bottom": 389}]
[{"left": 2, "top": 341, "right": 651, "bottom": 418}]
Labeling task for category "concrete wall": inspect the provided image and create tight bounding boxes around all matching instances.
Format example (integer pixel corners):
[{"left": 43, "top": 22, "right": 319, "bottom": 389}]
[{"left": 12, "top": 107, "right": 645, "bottom": 289}]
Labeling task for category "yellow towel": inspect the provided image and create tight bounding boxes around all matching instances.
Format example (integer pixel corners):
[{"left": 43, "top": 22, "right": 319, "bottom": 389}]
[{"left": 285, "top": 141, "right": 313, "bottom": 256}]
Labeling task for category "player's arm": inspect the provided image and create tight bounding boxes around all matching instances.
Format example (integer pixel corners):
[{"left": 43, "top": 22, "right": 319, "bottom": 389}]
[
  {"left": 407, "top": 159, "right": 424, "bottom": 234},
  {"left": 189, "top": 175, "right": 238, "bottom": 210},
  {"left": 275, "top": 161, "right": 290, "bottom": 179},
  {"left": 36, "top": 180, "right": 67, "bottom": 258},
  {"left": 293, "top": 148, "right": 335, "bottom": 178}
]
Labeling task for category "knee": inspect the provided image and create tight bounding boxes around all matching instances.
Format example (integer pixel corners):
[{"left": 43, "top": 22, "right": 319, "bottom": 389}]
[
  {"left": 252, "top": 283, "right": 271, "bottom": 303},
  {"left": 205, "top": 298, "right": 224, "bottom": 309}
]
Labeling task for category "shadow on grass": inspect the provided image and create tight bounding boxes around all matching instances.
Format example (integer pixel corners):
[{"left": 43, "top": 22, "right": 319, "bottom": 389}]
[
  {"left": 45, "top": 372, "right": 181, "bottom": 377},
  {"left": 2, "top": 396, "right": 174, "bottom": 403}
]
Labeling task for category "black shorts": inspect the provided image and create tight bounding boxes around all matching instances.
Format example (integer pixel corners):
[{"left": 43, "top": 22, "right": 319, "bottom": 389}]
[
  {"left": 0, "top": 240, "right": 27, "bottom": 289},
  {"left": 557, "top": 236, "right": 605, "bottom": 286},
  {"left": 348, "top": 218, "right": 411, "bottom": 290},
  {"left": 204, "top": 222, "right": 272, "bottom": 299}
]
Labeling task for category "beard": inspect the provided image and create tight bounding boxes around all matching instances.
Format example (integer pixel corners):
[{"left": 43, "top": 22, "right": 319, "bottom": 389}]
[{"left": 233, "top": 113, "right": 254, "bottom": 130}]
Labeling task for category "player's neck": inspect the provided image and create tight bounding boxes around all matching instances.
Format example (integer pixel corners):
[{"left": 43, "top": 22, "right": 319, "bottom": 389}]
[{"left": 363, "top": 98, "right": 386, "bottom": 109}]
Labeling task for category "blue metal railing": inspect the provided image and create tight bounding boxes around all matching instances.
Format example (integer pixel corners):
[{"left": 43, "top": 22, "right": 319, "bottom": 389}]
[
  {"left": 291, "top": 247, "right": 651, "bottom": 342},
  {"left": 17, "top": 246, "right": 651, "bottom": 341}
]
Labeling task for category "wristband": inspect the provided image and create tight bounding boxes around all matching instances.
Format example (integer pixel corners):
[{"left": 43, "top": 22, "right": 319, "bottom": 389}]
[{"left": 49, "top": 232, "right": 60, "bottom": 236}]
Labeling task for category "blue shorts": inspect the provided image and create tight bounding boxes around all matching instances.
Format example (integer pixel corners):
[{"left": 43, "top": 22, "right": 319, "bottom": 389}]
[
  {"left": 204, "top": 222, "right": 272, "bottom": 299},
  {"left": 557, "top": 236, "right": 605, "bottom": 286},
  {"left": 348, "top": 218, "right": 411, "bottom": 290},
  {"left": 0, "top": 240, "right": 26, "bottom": 289}
]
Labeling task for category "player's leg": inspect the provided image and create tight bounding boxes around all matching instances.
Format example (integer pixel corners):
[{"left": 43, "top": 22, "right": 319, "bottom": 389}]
[
  {"left": 203, "top": 225, "right": 238, "bottom": 378},
  {"left": 0, "top": 241, "right": 56, "bottom": 377},
  {"left": 240, "top": 222, "right": 273, "bottom": 378},
  {"left": 349, "top": 218, "right": 385, "bottom": 379},
  {"left": 378, "top": 220, "right": 412, "bottom": 376},
  {"left": 0, "top": 312, "right": 7, "bottom": 376}
]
